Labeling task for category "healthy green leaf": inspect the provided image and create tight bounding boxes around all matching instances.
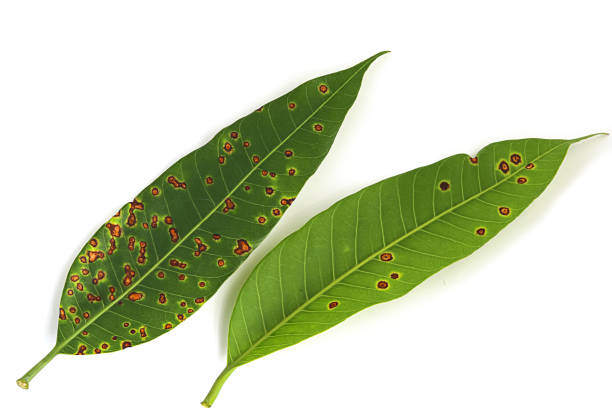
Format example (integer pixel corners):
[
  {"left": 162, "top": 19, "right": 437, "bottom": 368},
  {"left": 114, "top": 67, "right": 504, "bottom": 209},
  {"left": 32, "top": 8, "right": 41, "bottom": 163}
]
[
  {"left": 203, "top": 134, "right": 605, "bottom": 406},
  {"left": 16, "top": 52, "right": 387, "bottom": 389}
]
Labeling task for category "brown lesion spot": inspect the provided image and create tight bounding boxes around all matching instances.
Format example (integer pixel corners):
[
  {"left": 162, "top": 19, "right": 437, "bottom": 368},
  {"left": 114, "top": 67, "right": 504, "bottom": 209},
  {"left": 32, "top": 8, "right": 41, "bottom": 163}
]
[
  {"left": 252, "top": 155, "right": 260, "bottom": 163},
  {"left": 128, "top": 292, "right": 144, "bottom": 301},
  {"left": 230, "top": 131, "right": 239, "bottom": 139},
  {"left": 105, "top": 222, "right": 122, "bottom": 237},
  {"left": 169, "top": 259, "right": 187, "bottom": 269},
  {"left": 89, "top": 238, "right": 98, "bottom": 247},
  {"left": 517, "top": 177, "right": 527, "bottom": 184},
  {"left": 234, "top": 239, "right": 251, "bottom": 255},
  {"left": 265, "top": 187, "right": 274, "bottom": 195},
  {"left": 195, "top": 297, "right": 205, "bottom": 304},
  {"left": 272, "top": 208, "right": 281, "bottom": 216},
  {"left": 76, "top": 345, "right": 87, "bottom": 355},
  {"left": 107, "top": 238, "right": 116, "bottom": 255},
  {"left": 390, "top": 272, "right": 400, "bottom": 280},
  {"left": 510, "top": 153, "right": 522, "bottom": 165},
  {"left": 280, "top": 198, "right": 295, "bottom": 206},
  {"left": 152, "top": 187, "right": 160, "bottom": 196},
  {"left": 499, "top": 207, "right": 511, "bottom": 216},
  {"left": 212, "top": 233, "right": 221, "bottom": 240},
  {"left": 318, "top": 84, "right": 329, "bottom": 94},
  {"left": 169, "top": 227, "right": 179, "bottom": 242},
  {"left": 328, "top": 301, "right": 339, "bottom": 310},
  {"left": 217, "top": 259, "right": 225, "bottom": 267},
  {"left": 219, "top": 156, "right": 225, "bottom": 164},
  {"left": 313, "top": 123, "right": 323, "bottom": 132},
  {"left": 59, "top": 308, "right": 66, "bottom": 320},
  {"left": 164, "top": 323, "right": 173, "bottom": 330},
  {"left": 158, "top": 293, "right": 167, "bottom": 304},
  {"left": 377, "top": 280, "right": 389, "bottom": 289},
  {"left": 137, "top": 241, "right": 147, "bottom": 264},
  {"left": 205, "top": 176, "right": 213, "bottom": 185},
  {"left": 167, "top": 175, "right": 187, "bottom": 189},
  {"left": 258, "top": 216, "right": 266, "bottom": 224},
  {"left": 139, "top": 327, "right": 147, "bottom": 338},
  {"left": 439, "top": 181, "right": 450, "bottom": 191},
  {"left": 469, "top": 156, "right": 478, "bottom": 165},
  {"left": 223, "top": 142, "right": 233, "bottom": 153},
  {"left": 476, "top": 227, "right": 486, "bottom": 236},
  {"left": 87, "top": 293, "right": 102, "bottom": 302},
  {"left": 288, "top": 102, "right": 296, "bottom": 110},
  {"left": 87, "top": 250, "right": 105, "bottom": 263},
  {"left": 284, "top": 150, "right": 293, "bottom": 157},
  {"left": 121, "top": 341, "right": 132, "bottom": 349},
  {"left": 288, "top": 168, "right": 296, "bottom": 176},
  {"left": 498, "top": 161, "right": 510, "bottom": 174},
  {"left": 123, "top": 264, "right": 136, "bottom": 286},
  {"left": 380, "top": 253, "right": 393, "bottom": 262},
  {"left": 525, "top": 163, "right": 535, "bottom": 170}
]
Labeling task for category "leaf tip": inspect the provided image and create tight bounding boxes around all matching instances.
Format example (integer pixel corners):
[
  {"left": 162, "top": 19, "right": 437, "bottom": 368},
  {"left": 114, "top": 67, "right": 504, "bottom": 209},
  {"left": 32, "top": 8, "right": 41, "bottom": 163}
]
[
  {"left": 16, "top": 378, "right": 29, "bottom": 390},
  {"left": 571, "top": 132, "right": 609, "bottom": 143}
]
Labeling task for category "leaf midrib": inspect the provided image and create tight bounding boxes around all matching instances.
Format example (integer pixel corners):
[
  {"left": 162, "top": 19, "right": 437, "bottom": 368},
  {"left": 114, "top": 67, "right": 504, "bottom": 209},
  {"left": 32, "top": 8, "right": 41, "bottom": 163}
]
[
  {"left": 53, "top": 58, "right": 375, "bottom": 355},
  {"left": 229, "top": 139, "right": 575, "bottom": 367}
]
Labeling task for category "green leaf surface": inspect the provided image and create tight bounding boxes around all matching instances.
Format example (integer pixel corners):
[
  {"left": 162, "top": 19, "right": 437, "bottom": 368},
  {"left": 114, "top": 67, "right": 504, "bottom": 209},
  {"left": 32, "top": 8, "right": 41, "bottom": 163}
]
[
  {"left": 203, "top": 134, "right": 604, "bottom": 406},
  {"left": 17, "top": 52, "right": 387, "bottom": 389}
]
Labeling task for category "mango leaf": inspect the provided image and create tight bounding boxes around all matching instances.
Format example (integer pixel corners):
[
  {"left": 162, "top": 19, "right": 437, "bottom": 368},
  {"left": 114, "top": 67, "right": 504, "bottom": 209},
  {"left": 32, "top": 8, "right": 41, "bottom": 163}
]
[
  {"left": 202, "top": 134, "right": 605, "bottom": 406},
  {"left": 16, "top": 51, "right": 387, "bottom": 390}
]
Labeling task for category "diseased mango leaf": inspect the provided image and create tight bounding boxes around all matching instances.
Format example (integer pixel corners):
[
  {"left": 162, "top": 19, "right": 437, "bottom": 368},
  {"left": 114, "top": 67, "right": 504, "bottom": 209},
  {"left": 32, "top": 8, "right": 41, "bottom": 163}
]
[
  {"left": 202, "top": 134, "right": 605, "bottom": 406},
  {"left": 16, "top": 52, "right": 387, "bottom": 389}
]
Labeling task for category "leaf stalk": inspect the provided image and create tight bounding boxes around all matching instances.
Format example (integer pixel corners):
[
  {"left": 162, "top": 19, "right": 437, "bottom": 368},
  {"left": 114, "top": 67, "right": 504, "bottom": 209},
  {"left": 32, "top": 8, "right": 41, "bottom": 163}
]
[
  {"left": 16, "top": 345, "right": 60, "bottom": 389},
  {"left": 201, "top": 366, "right": 236, "bottom": 407}
]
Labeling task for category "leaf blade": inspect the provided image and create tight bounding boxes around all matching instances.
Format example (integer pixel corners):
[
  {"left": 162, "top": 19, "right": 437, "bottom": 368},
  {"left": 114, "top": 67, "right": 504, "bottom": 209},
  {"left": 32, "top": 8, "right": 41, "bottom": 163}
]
[
  {"left": 206, "top": 134, "right": 604, "bottom": 405},
  {"left": 18, "top": 52, "right": 387, "bottom": 387}
]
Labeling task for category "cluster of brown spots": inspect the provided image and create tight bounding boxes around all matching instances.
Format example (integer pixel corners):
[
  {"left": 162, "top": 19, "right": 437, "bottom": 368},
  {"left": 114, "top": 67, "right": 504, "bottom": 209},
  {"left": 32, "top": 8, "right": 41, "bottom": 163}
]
[
  {"left": 198, "top": 281, "right": 206, "bottom": 288},
  {"left": 70, "top": 275, "right": 80, "bottom": 282},
  {"left": 137, "top": 241, "right": 147, "bottom": 264},
  {"left": 476, "top": 227, "right": 486, "bottom": 236},
  {"left": 525, "top": 163, "right": 535, "bottom": 170},
  {"left": 280, "top": 197, "right": 295, "bottom": 206},
  {"left": 243, "top": 141, "right": 250, "bottom": 148},
  {"left": 380, "top": 253, "right": 393, "bottom": 262},
  {"left": 223, "top": 142, "right": 233, "bottom": 153},
  {"left": 108, "top": 286, "right": 116, "bottom": 301},
  {"left": 121, "top": 341, "right": 132, "bottom": 349},
  {"left": 167, "top": 176, "right": 187, "bottom": 189},
  {"left": 318, "top": 84, "right": 329, "bottom": 94},
  {"left": 258, "top": 216, "right": 266, "bottom": 224},
  {"left": 177, "top": 314, "right": 185, "bottom": 321},
  {"left": 219, "top": 156, "right": 225, "bottom": 164},
  {"left": 390, "top": 272, "right": 400, "bottom": 280},
  {"left": 76, "top": 345, "right": 87, "bottom": 355},
  {"left": 230, "top": 131, "right": 239, "bottom": 139},
  {"left": 510, "top": 153, "right": 522, "bottom": 165},
  {"left": 83, "top": 312, "right": 90, "bottom": 319},
  {"left": 158, "top": 293, "right": 167, "bottom": 304},
  {"left": 76, "top": 283, "right": 84, "bottom": 291},
  {"left": 87, "top": 250, "right": 105, "bottom": 263},
  {"left": 313, "top": 123, "right": 323, "bottom": 132},
  {"left": 328, "top": 301, "right": 338, "bottom": 310},
  {"left": 169, "top": 259, "right": 187, "bottom": 269},
  {"left": 194, "top": 238, "right": 207, "bottom": 256},
  {"left": 217, "top": 259, "right": 225, "bottom": 267},
  {"left": 128, "top": 236, "right": 136, "bottom": 251},
  {"left": 288, "top": 168, "right": 296, "bottom": 176},
  {"left": 498, "top": 161, "right": 510, "bottom": 174},
  {"left": 377, "top": 280, "right": 389, "bottom": 289},
  {"left": 89, "top": 238, "right": 98, "bottom": 247},
  {"left": 439, "top": 181, "right": 450, "bottom": 191},
  {"left": 517, "top": 177, "right": 527, "bottom": 184},
  {"left": 169, "top": 227, "right": 179, "bottom": 242},
  {"left": 499, "top": 207, "right": 511, "bottom": 216},
  {"left": 205, "top": 176, "right": 213, "bottom": 184},
  {"left": 128, "top": 292, "right": 144, "bottom": 301},
  {"left": 223, "top": 198, "right": 236, "bottom": 213},
  {"left": 127, "top": 199, "right": 145, "bottom": 227},
  {"left": 284, "top": 150, "right": 293, "bottom": 157},
  {"left": 212, "top": 233, "right": 221, "bottom": 240},
  {"left": 288, "top": 102, "right": 296, "bottom": 110},
  {"left": 272, "top": 208, "right": 281, "bottom": 216},
  {"left": 157, "top": 271, "right": 165, "bottom": 279},
  {"left": 164, "top": 323, "right": 173, "bottom": 330},
  {"left": 252, "top": 155, "right": 260, "bottom": 164},
  {"left": 123, "top": 264, "right": 136, "bottom": 286},
  {"left": 107, "top": 238, "right": 116, "bottom": 255},
  {"left": 59, "top": 308, "right": 66, "bottom": 320},
  {"left": 234, "top": 239, "right": 252, "bottom": 255},
  {"left": 152, "top": 187, "right": 160, "bottom": 196},
  {"left": 178, "top": 274, "right": 186, "bottom": 281},
  {"left": 67, "top": 289, "right": 74, "bottom": 296},
  {"left": 265, "top": 187, "right": 274, "bottom": 195},
  {"left": 87, "top": 293, "right": 102, "bottom": 302},
  {"left": 139, "top": 327, "right": 147, "bottom": 338},
  {"left": 164, "top": 216, "right": 173, "bottom": 225}
]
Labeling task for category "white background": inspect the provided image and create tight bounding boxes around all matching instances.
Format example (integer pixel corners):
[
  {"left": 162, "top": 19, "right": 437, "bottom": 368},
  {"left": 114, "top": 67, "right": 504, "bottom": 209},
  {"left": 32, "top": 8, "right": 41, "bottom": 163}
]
[{"left": 1, "top": 1, "right": 610, "bottom": 407}]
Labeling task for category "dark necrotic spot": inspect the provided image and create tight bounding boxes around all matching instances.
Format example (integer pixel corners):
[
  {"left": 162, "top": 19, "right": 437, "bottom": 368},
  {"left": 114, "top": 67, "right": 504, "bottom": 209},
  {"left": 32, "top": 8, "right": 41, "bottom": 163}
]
[
  {"left": 499, "top": 207, "right": 511, "bottom": 216},
  {"left": 390, "top": 272, "right": 400, "bottom": 280},
  {"left": 380, "top": 252, "right": 393, "bottom": 262},
  {"left": 328, "top": 301, "right": 339, "bottom": 309},
  {"left": 510, "top": 154, "right": 522, "bottom": 165},
  {"left": 439, "top": 181, "right": 450, "bottom": 191},
  {"left": 377, "top": 280, "right": 389, "bottom": 289},
  {"left": 498, "top": 161, "right": 510, "bottom": 174},
  {"left": 476, "top": 227, "right": 486, "bottom": 236},
  {"left": 517, "top": 177, "right": 527, "bottom": 184}
]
